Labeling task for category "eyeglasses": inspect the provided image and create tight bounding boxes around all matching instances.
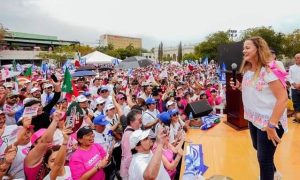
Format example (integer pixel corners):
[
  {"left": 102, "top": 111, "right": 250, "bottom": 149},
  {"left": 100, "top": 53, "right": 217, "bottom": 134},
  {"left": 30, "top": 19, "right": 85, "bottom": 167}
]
[
  {"left": 9, "top": 96, "right": 17, "bottom": 99},
  {"left": 171, "top": 113, "right": 179, "bottom": 117}
]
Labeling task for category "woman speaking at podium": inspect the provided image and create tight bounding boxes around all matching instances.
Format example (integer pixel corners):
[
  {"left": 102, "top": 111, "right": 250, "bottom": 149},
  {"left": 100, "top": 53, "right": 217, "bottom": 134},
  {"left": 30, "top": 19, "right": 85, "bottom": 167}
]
[{"left": 231, "top": 36, "right": 288, "bottom": 180}]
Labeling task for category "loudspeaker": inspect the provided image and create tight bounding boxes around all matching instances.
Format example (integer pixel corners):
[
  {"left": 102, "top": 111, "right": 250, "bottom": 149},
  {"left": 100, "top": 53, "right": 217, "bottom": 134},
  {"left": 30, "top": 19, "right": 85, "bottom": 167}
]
[{"left": 185, "top": 100, "right": 213, "bottom": 118}]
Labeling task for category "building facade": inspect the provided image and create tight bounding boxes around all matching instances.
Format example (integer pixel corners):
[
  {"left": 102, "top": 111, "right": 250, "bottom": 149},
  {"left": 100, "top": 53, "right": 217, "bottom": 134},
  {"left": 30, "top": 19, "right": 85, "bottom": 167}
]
[
  {"left": 0, "top": 31, "right": 80, "bottom": 65},
  {"left": 154, "top": 44, "right": 196, "bottom": 61},
  {"left": 100, "top": 34, "right": 142, "bottom": 49}
]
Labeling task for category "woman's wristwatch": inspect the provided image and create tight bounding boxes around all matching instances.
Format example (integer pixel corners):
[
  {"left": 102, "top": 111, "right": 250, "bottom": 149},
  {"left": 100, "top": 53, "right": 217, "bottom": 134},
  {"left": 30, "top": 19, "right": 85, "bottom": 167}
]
[{"left": 267, "top": 122, "right": 278, "bottom": 129}]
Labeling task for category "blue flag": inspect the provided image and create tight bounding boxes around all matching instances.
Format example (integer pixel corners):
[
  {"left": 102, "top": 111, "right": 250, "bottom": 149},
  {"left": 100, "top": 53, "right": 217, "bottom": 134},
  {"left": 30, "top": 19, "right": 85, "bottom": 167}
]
[
  {"left": 112, "top": 58, "right": 120, "bottom": 66},
  {"left": 202, "top": 57, "right": 208, "bottom": 66}
]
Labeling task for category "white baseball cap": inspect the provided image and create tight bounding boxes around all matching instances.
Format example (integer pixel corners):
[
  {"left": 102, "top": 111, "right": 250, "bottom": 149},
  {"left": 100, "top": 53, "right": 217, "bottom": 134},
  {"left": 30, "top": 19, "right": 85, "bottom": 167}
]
[
  {"left": 129, "top": 129, "right": 151, "bottom": 149},
  {"left": 76, "top": 95, "right": 88, "bottom": 103},
  {"left": 166, "top": 100, "right": 175, "bottom": 107},
  {"left": 44, "top": 83, "right": 53, "bottom": 89},
  {"left": 30, "top": 87, "right": 40, "bottom": 94},
  {"left": 95, "top": 97, "right": 106, "bottom": 105},
  {"left": 4, "top": 82, "right": 14, "bottom": 88},
  {"left": 105, "top": 104, "right": 115, "bottom": 111}
]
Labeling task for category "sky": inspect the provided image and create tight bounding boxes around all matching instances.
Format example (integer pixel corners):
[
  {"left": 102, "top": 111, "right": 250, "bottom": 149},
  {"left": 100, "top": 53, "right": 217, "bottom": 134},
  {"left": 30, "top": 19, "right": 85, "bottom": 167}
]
[{"left": 1, "top": 0, "right": 300, "bottom": 49}]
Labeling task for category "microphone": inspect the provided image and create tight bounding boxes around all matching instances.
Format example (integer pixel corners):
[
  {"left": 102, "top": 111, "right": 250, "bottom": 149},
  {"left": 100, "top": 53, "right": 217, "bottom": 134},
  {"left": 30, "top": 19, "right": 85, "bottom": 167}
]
[{"left": 231, "top": 63, "right": 237, "bottom": 86}]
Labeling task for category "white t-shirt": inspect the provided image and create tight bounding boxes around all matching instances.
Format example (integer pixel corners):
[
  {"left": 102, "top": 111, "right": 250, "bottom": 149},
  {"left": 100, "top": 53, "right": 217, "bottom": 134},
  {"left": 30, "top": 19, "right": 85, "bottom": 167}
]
[
  {"left": 3, "top": 104, "right": 21, "bottom": 125},
  {"left": 242, "top": 67, "right": 288, "bottom": 132},
  {"left": 288, "top": 64, "right": 300, "bottom": 88},
  {"left": 128, "top": 152, "right": 170, "bottom": 180},
  {"left": 8, "top": 142, "right": 31, "bottom": 179},
  {"left": 169, "top": 121, "right": 184, "bottom": 144},
  {"left": 53, "top": 129, "right": 64, "bottom": 145},
  {"left": 142, "top": 109, "right": 159, "bottom": 136},
  {"left": 43, "top": 166, "right": 72, "bottom": 180},
  {"left": 93, "top": 130, "right": 112, "bottom": 152}
]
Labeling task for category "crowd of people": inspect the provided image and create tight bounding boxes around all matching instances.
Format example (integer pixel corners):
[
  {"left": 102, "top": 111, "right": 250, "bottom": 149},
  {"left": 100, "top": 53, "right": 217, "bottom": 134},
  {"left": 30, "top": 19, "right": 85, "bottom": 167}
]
[{"left": 0, "top": 36, "right": 299, "bottom": 180}]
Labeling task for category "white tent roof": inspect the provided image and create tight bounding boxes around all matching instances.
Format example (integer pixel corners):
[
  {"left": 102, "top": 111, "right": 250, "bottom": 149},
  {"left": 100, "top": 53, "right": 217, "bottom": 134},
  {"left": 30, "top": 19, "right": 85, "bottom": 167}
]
[{"left": 83, "top": 51, "right": 118, "bottom": 64}]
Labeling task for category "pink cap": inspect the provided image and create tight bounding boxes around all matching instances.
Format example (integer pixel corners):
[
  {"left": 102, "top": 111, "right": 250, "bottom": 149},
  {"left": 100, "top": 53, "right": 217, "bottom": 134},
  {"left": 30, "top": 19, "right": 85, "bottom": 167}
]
[
  {"left": 31, "top": 128, "right": 46, "bottom": 144},
  {"left": 116, "top": 94, "right": 125, "bottom": 100}
]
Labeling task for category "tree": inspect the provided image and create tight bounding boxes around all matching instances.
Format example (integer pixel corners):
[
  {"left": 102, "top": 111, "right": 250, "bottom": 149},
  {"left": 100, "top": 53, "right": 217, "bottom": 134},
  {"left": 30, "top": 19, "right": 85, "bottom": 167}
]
[
  {"left": 195, "top": 31, "right": 231, "bottom": 60},
  {"left": 0, "top": 23, "right": 9, "bottom": 43},
  {"left": 183, "top": 53, "right": 199, "bottom": 60},
  {"left": 160, "top": 42, "right": 163, "bottom": 62},
  {"left": 283, "top": 29, "right": 300, "bottom": 58},
  {"left": 177, "top": 41, "right": 182, "bottom": 62},
  {"left": 38, "top": 45, "right": 94, "bottom": 65},
  {"left": 158, "top": 43, "right": 161, "bottom": 62},
  {"left": 240, "top": 26, "right": 285, "bottom": 55}
]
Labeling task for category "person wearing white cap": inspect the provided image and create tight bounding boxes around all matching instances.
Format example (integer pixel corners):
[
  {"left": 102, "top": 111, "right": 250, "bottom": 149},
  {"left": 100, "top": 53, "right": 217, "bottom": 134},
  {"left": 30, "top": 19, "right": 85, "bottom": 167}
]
[
  {"left": 3, "top": 82, "right": 14, "bottom": 94},
  {"left": 3, "top": 92, "right": 22, "bottom": 125},
  {"left": 30, "top": 87, "right": 41, "bottom": 99},
  {"left": 128, "top": 128, "right": 170, "bottom": 180},
  {"left": 41, "top": 83, "right": 54, "bottom": 107},
  {"left": 93, "top": 97, "right": 106, "bottom": 117},
  {"left": 166, "top": 100, "right": 176, "bottom": 111}
]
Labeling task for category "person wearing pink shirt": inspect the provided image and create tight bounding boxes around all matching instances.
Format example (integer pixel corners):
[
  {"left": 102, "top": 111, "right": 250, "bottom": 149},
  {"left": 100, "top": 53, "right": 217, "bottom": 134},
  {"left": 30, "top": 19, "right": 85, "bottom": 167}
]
[
  {"left": 120, "top": 110, "right": 142, "bottom": 180},
  {"left": 69, "top": 126, "right": 109, "bottom": 180},
  {"left": 207, "top": 88, "right": 222, "bottom": 107}
]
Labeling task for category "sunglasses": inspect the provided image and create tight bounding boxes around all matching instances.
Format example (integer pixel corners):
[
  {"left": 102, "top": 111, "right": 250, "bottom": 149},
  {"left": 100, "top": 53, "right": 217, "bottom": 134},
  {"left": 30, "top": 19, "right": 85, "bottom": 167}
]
[
  {"left": 99, "top": 103, "right": 105, "bottom": 106},
  {"left": 171, "top": 113, "right": 179, "bottom": 117},
  {"left": 47, "top": 87, "right": 53, "bottom": 89},
  {"left": 9, "top": 96, "right": 18, "bottom": 99},
  {"left": 101, "top": 90, "right": 108, "bottom": 93}
]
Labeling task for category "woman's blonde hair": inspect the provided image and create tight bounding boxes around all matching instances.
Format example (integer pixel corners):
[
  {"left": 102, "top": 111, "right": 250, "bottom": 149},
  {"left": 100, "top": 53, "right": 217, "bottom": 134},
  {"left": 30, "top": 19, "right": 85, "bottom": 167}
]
[{"left": 240, "top": 36, "right": 272, "bottom": 80}]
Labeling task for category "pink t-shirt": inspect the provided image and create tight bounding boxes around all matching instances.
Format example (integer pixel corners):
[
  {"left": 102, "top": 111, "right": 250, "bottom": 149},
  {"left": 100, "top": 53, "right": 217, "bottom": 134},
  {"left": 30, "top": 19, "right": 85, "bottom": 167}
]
[
  {"left": 69, "top": 143, "right": 106, "bottom": 180},
  {"left": 152, "top": 143, "right": 176, "bottom": 179},
  {"left": 24, "top": 162, "right": 42, "bottom": 180},
  {"left": 207, "top": 96, "right": 222, "bottom": 106},
  {"left": 120, "top": 127, "right": 134, "bottom": 178}
]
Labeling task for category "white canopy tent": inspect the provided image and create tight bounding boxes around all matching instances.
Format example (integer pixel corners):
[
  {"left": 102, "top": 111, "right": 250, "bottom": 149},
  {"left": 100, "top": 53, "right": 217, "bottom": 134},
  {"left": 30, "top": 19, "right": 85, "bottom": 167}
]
[{"left": 83, "top": 51, "right": 121, "bottom": 64}]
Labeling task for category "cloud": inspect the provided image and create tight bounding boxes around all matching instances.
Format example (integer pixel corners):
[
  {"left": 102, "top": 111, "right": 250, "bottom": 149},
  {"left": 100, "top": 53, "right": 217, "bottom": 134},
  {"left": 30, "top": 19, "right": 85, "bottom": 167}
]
[{"left": 1, "top": 0, "right": 300, "bottom": 49}]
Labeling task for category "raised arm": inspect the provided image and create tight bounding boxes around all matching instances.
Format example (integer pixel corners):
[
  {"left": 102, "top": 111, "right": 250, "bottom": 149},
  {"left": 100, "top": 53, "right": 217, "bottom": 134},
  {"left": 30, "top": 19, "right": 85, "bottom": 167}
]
[
  {"left": 24, "top": 111, "right": 60, "bottom": 167},
  {"left": 143, "top": 128, "right": 166, "bottom": 180}
]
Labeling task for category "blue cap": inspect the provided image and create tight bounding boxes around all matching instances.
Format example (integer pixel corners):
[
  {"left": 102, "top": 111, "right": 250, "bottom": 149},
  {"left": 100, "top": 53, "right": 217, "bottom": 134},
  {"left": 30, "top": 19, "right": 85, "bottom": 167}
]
[
  {"left": 157, "top": 112, "right": 170, "bottom": 124},
  {"left": 101, "top": 86, "right": 109, "bottom": 91},
  {"left": 145, "top": 97, "right": 156, "bottom": 105},
  {"left": 168, "top": 109, "right": 179, "bottom": 116},
  {"left": 82, "top": 91, "right": 91, "bottom": 97},
  {"left": 94, "top": 114, "right": 109, "bottom": 126}
]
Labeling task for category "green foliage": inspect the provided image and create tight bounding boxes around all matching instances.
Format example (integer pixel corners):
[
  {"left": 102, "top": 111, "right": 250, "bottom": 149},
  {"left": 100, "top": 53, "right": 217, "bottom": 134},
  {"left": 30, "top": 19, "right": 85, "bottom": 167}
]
[
  {"left": 183, "top": 53, "right": 199, "bottom": 60},
  {"left": 240, "top": 26, "right": 285, "bottom": 55},
  {"left": 38, "top": 44, "right": 94, "bottom": 65},
  {"left": 282, "top": 29, "right": 300, "bottom": 58},
  {"left": 96, "top": 43, "right": 143, "bottom": 60},
  {"left": 177, "top": 42, "right": 183, "bottom": 62},
  {"left": 195, "top": 31, "right": 231, "bottom": 60},
  {"left": 158, "top": 42, "right": 163, "bottom": 62},
  {"left": 0, "top": 23, "right": 9, "bottom": 42}
]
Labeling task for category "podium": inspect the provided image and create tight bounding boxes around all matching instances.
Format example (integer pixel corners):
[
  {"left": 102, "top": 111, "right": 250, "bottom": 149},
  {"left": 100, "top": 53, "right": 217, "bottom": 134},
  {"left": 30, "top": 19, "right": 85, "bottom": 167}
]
[{"left": 225, "top": 72, "right": 248, "bottom": 130}]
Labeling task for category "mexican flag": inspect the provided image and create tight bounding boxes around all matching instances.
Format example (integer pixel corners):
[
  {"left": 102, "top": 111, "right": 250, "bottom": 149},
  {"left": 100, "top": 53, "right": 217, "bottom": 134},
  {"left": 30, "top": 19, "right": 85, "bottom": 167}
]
[
  {"left": 23, "top": 66, "right": 32, "bottom": 77},
  {"left": 62, "top": 68, "right": 79, "bottom": 101}
]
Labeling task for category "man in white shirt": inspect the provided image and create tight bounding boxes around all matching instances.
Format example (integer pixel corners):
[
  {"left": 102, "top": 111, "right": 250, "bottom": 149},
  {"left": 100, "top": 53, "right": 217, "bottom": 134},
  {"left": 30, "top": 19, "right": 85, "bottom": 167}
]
[
  {"left": 41, "top": 83, "right": 54, "bottom": 107},
  {"left": 3, "top": 93, "right": 21, "bottom": 125},
  {"left": 289, "top": 53, "right": 300, "bottom": 122},
  {"left": 142, "top": 97, "right": 159, "bottom": 136},
  {"left": 128, "top": 129, "right": 170, "bottom": 180}
]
